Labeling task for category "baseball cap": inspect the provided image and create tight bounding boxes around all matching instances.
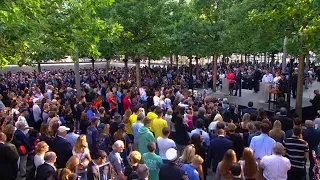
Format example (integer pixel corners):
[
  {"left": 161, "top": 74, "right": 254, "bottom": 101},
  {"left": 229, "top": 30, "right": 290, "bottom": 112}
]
[
  {"left": 118, "top": 123, "right": 126, "bottom": 129},
  {"left": 97, "top": 123, "right": 106, "bottom": 132},
  {"left": 166, "top": 148, "right": 178, "bottom": 161},
  {"left": 58, "top": 126, "right": 70, "bottom": 133},
  {"left": 90, "top": 116, "right": 100, "bottom": 122}
]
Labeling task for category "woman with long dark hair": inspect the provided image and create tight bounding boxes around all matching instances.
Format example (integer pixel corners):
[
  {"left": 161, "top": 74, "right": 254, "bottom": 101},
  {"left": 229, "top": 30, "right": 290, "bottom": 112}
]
[
  {"left": 173, "top": 106, "right": 190, "bottom": 156},
  {"left": 238, "top": 148, "right": 258, "bottom": 180},
  {"left": 215, "top": 149, "right": 237, "bottom": 180},
  {"left": 191, "top": 134, "right": 207, "bottom": 180}
]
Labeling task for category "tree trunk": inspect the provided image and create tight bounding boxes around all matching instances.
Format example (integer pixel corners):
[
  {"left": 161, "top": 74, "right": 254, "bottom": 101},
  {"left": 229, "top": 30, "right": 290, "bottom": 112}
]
[
  {"left": 271, "top": 53, "right": 275, "bottom": 67},
  {"left": 124, "top": 56, "right": 129, "bottom": 82},
  {"left": 306, "top": 53, "right": 310, "bottom": 69},
  {"left": 195, "top": 57, "right": 200, "bottom": 79},
  {"left": 264, "top": 52, "right": 267, "bottom": 63},
  {"left": 253, "top": 55, "right": 256, "bottom": 64},
  {"left": 282, "top": 37, "right": 288, "bottom": 73},
  {"left": 240, "top": 54, "right": 243, "bottom": 64},
  {"left": 135, "top": 60, "right": 141, "bottom": 87},
  {"left": 170, "top": 55, "right": 173, "bottom": 67},
  {"left": 91, "top": 58, "right": 95, "bottom": 69},
  {"left": 105, "top": 58, "right": 110, "bottom": 71},
  {"left": 37, "top": 62, "right": 41, "bottom": 72},
  {"left": 295, "top": 54, "right": 305, "bottom": 119},
  {"left": 148, "top": 58, "right": 151, "bottom": 68},
  {"left": 212, "top": 54, "right": 218, "bottom": 92},
  {"left": 74, "top": 55, "right": 81, "bottom": 98},
  {"left": 245, "top": 54, "right": 247, "bottom": 63},
  {"left": 189, "top": 57, "right": 193, "bottom": 96},
  {"left": 175, "top": 55, "right": 179, "bottom": 66}
]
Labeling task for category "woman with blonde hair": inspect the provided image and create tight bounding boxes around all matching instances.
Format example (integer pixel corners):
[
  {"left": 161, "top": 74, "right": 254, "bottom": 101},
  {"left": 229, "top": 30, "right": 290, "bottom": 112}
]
[
  {"left": 209, "top": 113, "right": 223, "bottom": 132},
  {"left": 72, "top": 135, "right": 91, "bottom": 179},
  {"left": 179, "top": 145, "right": 205, "bottom": 180},
  {"left": 239, "top": 148, "right": 258, "bottom": 180},
  {"left": 123, "top": 109, "right": 132, "bottom": 124},
  {"left": 66, "top": 156, "right": 80, "bottom": 173},
  {"left": 34, "top": 141, "right": 49, "bottom": 168},
  {"left": 179, "top": 144, "right": 196, "bottom": 164},
  {"left": 240, "top": 113, "right": 250, "bottom": 133},
  {"left": 269, "top": 120, "right": 285, "bottom": 142},
  {"left": 124, "top": 151, "right": 142, "bottom": 180},
  {"left": 56, "top": 168, "right": 72, "bottom": 180},
  {"left": 215, "top": 149, "right": 237, "bottom": 180}
]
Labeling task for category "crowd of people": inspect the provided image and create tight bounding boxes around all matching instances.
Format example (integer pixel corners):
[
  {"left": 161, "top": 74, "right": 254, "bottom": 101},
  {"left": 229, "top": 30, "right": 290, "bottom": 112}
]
[{"left": 0, "top": 62, "right": 320, "bottom": 180}]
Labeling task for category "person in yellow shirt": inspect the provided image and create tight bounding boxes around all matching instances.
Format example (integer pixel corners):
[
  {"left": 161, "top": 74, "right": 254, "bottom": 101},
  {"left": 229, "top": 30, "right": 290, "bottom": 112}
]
[
  {"left": 147, "top": 106, "right": 158, "bottom": 121},
  {"left": 127, "top": 106, "right": 140, "bottom": 140},
  {"left": 151, "top": 107, "right": 168, "bottom": 139}
]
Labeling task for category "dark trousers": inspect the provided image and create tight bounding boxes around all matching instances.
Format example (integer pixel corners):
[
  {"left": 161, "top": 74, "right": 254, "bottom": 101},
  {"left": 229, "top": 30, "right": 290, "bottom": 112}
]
[
  {"left": 292, "top": 85, "right": 297, "bottom": 98},
  {"left": 234, "top": 82, "right": 241, "bottom": 96},
  {"left": 253, "top": 81, "right": 259, "bottom": 92},
  {"left": 287, "top": 167, "right": 306, "bottom": 180}
]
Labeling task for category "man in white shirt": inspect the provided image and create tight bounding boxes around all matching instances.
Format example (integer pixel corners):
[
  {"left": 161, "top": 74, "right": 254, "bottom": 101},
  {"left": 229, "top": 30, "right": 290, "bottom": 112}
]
[
  {"left": 33, "top": 98, "right": 42, "bottom": 130},
  {"left": 260, "top": 142, "right": 291, "bottom": 180},
  {"left": 16, "top": 109, "right": 31, "bottom": 135},
  {"left": 262, "top": 70, "right": 274, "bottom": 83},
  {"left": 157, "top": 127, "right": 176, "bottom": 163},
  {"left": 153, "top": 91, "right": 160, "bottom": 106}
]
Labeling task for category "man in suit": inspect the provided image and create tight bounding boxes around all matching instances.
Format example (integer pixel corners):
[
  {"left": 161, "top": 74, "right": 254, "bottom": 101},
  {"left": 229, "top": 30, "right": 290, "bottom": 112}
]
[
  {"left": 207, "top": 122, "right": 234, "bottom": 175},
  {"left": 0, "top": 132, "right": 19, "bottom": 180},
  {"left": 310, "top": 90, "right": 320, "bottom": 117},
  {"left": 242, "top": 101, "right": 256, "bottom": 116},
  {"left": 36, "top": 151, "right": 57, "bottom": 180},
  {"left": 14, "top": 121, "right": 31, "bottom": 180},
  {"left": 234, "top": 68, "right": 242, "bottom": 97},
  {"left": 87, "top": 150, "right": 108, "bottom": 180},
  {"left": 292, "top": 68, "right": 298, "bottom": 98},
  {"left": 51, "top": 126, "right": 73, "bottom": 168},
  {"left": 271, "top": 108, "right": 293, "bottom": 132},
  {"left": 278, "top": 73, "right": 288, "bottom": 98},
  {"left": 253, "top": 68, "right": 262, "bottom": 93},
  {"left": 304, "top": 120, "right": 320, "bottom": 179}
]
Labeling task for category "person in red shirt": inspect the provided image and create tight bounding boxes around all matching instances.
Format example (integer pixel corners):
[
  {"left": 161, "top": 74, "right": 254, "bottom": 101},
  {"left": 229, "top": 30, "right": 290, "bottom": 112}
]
[
  {"left": 226, "top": 70, "right": 236, "bottom": 95},
  {"left": 122, "top": 91, "right": 131, "bottom": 112},
  {"left": 108, "top": 91, "right": 118, "bottom": 117}
]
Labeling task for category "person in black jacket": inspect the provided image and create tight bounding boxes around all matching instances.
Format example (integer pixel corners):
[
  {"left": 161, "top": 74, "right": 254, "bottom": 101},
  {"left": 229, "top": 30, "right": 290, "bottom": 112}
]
[
  {"left": 271, "top": 108, "right": 293, "bottom": 133},
  {"left": 292, "top": 69, "right": 298, "bottom": 98},
  {"left": 241, "top": 101, "right": 256, "bottom": 117},
  {"left": 207, "top": 122, "right": 234, "bottom": 174},
  {"left": 234, "top": 68, "right": 242, "bottom": 97},
  {"left": 253, "top": 69, "right": 262, "bottom": 93},
  {"left": 173, "top": 107, "right": 190, "bottom": 156},
  {"left": 227, "top": 123, "right": 244, "bottom": 161},
  {"left": 193, "top": 107, "right": 210, "bottom": 128},
  {"left": 310, "top": 90, "right": 320, "bottom": 118},
  {"left": 14, "top": 121, "right": 31, "bottom": 180},
  {"left": 51, "top": 126, "right": 73, "bottom": 168},
  {"left": 159, "top": 148, "right": 188, "bottom": 180},
  {"left": 36, "top": 151, "right": 57, "bottom": 180},
  {"left": 0, "top": 132, "right": 19, "bottom": 180},
  {"left": 191, "top": 133, "right": 208, "bottom": 180}
]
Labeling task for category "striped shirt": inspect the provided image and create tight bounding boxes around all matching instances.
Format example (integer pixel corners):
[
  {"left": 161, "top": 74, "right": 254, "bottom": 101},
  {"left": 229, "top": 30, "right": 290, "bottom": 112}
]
[{"left": 284, "top": 137, "right": 309, "bottom": 169}]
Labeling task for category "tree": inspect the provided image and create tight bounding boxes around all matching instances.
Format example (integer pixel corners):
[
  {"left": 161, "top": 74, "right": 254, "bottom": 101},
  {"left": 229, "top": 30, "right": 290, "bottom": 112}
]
[{"left": 248, "top": 0, "right": 320, "bottom": 118}]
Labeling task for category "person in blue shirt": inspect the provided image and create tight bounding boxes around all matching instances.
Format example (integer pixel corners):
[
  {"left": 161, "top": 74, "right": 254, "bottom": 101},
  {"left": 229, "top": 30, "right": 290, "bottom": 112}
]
[
  {"left": 86, "top": 116, "right": 100, "bottom": 157},
  {"left": 190, "top": 119, "right": 210, "bottom": 146},
  {"left": 182, "top": 155, "right": 204, "bottom": 180}
]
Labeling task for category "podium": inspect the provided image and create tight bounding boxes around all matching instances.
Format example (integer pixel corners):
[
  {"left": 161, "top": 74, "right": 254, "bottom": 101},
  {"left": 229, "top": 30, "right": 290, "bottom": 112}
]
[
  {"left": 268, "top": 89, "right": 281, "bottom": 110},
  {"left": 258, "top": 83, "right": 272, "bottom": 103},
  {"left": 222, "top": 78, "right": 229, "bottom": 94}
]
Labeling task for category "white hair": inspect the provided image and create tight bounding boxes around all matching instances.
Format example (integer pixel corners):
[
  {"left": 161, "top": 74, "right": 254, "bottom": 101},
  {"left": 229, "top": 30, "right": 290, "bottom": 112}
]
[{"left": 112, "top": 140, "right": 124, "bottom": 150}]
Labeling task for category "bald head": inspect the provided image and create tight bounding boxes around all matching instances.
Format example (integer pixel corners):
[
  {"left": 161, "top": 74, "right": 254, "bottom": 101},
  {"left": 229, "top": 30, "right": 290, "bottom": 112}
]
[
  {"left": 44, "top": 151, "right": 57, "bottom": 163},
  {"left": 305, "top": 120, "right": 313, "bottom": 128}
]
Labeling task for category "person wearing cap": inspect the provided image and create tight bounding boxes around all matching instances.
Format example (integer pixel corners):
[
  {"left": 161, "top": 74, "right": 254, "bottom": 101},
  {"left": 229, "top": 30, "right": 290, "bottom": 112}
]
[
  {"left": 138, "top": 117, "right": 156, "bottom": 155},
  {"left": 151, "top": 107, "right": 168, "bottom": 139},
  {"left": 260, "top": 142, "right": 291, "bottom": 180},
  {"left": 132, "top": 113, "right": 145, "bottom": 150},
  {"left": 142, "top": 142, "right": 162, "bottom": 180},
  {"left": 159, "top": 148, "right": 188, "bottom": 180},
  {"left": 51, "top": 126, "right": 73, "bottom": 168},
  {"left": 86, "top": 116, "right": 99, "bottom": 157},
  {"left": 181, "top": 155, "right": 204, "bottom": 180},
  {"left": 114, "top": 122, "right": 132, "bottom": 165}
]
